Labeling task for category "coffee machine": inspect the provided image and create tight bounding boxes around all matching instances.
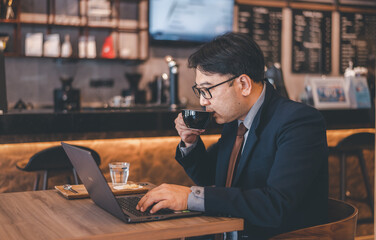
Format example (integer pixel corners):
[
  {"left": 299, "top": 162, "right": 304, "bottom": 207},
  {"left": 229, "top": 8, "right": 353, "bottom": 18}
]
[
  {"left": 54, "top": 76, "right": 80, "bottom": 112},
  {"left": 54, "top": 60, "right": 80, "bottom": 112},
  {"left": 122, "top": 73, "right": 146, "bottom": 105}
]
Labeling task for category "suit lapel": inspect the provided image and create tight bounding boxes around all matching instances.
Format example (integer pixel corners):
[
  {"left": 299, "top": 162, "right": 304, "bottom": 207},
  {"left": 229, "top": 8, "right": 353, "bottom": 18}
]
[
  {"left": 232, "top": 81, "right": 275, "bottom": 186},
  {"left": 216, "top": 121, "right": 237, "bottom": 187}
]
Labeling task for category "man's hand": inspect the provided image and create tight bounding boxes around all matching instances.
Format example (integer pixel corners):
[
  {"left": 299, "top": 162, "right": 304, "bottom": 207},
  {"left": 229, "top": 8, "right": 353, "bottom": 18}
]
[
  {"left": 136, "top": 184, "right": 191, "bottom": 214},
  {"left": 175, "top": 113, "right": 205, "bottom": 147}
]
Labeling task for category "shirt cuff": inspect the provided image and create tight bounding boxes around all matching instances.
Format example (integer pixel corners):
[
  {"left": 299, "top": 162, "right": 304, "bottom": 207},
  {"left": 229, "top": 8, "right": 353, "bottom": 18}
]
[
  {"left": 179, "top": 140, "right": 198, "bottom": 157},
  {"left": 187, "top": 186, "right": 205, "bottom": 212}
]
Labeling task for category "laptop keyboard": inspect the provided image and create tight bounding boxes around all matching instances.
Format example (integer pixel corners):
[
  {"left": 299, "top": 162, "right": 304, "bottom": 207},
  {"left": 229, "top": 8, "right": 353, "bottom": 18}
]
[{"left": 117, "top": 196, "right": 173, "bottom": 217}]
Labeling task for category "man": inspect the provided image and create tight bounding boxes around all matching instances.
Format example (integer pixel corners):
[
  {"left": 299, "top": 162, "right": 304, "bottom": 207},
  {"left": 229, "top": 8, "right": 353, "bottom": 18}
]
[{"left": 137, "top": 32, "right": 328, "bottom": 239}]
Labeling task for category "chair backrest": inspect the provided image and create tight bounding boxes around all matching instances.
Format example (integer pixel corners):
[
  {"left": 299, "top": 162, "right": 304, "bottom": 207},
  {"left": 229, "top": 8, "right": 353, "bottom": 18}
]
[
  {"left": 19, "top": 145, "right": 101, "bottom": 171},
  {"left": 270, "top": 198, "right": 358, "bottom": 240},
  {"left": 336, "top": 132, "right": 375, "bottom": 151},
  {"left": 265, "top": 63, "right": 289, "bottom": 99}
]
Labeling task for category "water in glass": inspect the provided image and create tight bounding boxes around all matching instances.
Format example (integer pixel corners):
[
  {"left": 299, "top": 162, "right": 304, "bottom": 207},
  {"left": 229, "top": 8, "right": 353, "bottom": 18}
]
[{"left": 109, "top": 162, "right": 130, "bottom": 186}]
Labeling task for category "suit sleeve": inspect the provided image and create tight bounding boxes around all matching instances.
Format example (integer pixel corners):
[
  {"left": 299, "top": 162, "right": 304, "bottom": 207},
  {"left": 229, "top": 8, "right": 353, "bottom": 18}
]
[
  {"left": 175, "top": 137, "right": 219, "bottom": 186},
  {"left": 204, "top": 107, "right": 328, "bottom": 228}
]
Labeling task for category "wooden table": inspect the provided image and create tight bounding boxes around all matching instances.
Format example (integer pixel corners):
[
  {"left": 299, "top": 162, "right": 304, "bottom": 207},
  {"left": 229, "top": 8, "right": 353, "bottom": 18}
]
[{"left": 0, "top": 190, "right": 244, "bottom": 240}]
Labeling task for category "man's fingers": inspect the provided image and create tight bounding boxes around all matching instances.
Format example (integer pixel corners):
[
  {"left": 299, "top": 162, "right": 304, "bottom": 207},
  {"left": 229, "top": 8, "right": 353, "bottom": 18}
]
[
  {"left": 150, "top": 200, "right": 168, "bottom": 214},
  {"left": 137, "top": 190, "right": 157, "bottom": 210},
  {"left": 137, "top": 188, "right": 165, "bottom": 212},
  {"left": 176, "top": 121, "right": 189, "bottom": 130},
  {"left": 139, "top": 195, "right": 157, "bottom": 212},
  {"left": 136, "top": 194, "right": 148, "bottom": 210},
  {"left": 180, "top": 127, "right": 203, "bottom": 135},
  {"left": 175, "top": 114, "right": 184, "bottom": 126},
  {"left": 175, "top": 114, "right": 205, "bottom": 140}
]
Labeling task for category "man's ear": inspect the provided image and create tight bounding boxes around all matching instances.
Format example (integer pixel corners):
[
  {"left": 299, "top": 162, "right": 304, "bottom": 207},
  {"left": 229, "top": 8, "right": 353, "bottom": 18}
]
[{"left": 238, "top": 74, "right": 252, "bottom": 96}]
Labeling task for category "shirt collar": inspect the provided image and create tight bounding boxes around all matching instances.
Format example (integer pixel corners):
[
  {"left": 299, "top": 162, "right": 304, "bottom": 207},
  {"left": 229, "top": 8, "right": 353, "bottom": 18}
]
[{"left": 238, "top": 82, "right": 266, "bottom": 130}]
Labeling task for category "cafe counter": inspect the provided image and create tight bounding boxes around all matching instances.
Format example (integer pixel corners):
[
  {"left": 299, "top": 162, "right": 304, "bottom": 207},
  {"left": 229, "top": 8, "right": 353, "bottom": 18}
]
[
  {"left": 0, "top": 107, "right": 185, "bottom": 144},
  {"left": 0, "top": 107, "right": 374, "bottom": 144}
]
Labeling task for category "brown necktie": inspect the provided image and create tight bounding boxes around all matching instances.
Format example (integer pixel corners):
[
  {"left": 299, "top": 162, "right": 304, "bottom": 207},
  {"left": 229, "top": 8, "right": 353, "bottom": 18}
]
[{"left": 226, "top": 123, "right": 248, "bottom": 187}]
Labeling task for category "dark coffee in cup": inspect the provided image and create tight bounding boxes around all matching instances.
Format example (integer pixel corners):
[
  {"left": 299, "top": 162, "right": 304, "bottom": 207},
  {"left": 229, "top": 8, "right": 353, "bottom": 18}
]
[{"left": 182, "top": 109, "right": 213, "bottom": 129}]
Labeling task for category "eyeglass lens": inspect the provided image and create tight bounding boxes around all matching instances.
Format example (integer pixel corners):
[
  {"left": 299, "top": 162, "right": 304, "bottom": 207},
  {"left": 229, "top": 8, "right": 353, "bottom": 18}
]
[{"left": 193, "top": 86, "right": 211, "bottom": 99}]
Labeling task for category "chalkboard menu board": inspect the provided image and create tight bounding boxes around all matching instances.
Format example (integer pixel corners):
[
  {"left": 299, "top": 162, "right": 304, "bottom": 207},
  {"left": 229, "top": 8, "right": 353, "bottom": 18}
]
[
  {"left": 292, "top": 9, "right": 332, "bottom": 73},
  {"left": 340, "top": 12, "right": 376, "bottom": 73},
  {"left": 238, "top": 5, "right": 282, "bottom": 66}
]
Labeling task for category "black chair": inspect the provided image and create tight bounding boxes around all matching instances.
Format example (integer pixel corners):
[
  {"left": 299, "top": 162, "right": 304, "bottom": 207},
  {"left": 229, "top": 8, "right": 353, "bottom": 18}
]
[
  {"left": 270, "top": 198, "right": 358, "bottom": 240},
  {"left": 16, "top": 145, "right": 101, "bottom": 190},
  {"left": 329, "top": 132, "right": 374, "bottom": 223},
  {"left": 265, "top": 63, "right": 289, "bottom": 99}
]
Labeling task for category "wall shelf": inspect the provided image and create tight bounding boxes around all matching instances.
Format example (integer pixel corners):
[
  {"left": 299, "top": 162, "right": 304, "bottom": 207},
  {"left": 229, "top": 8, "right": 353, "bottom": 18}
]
[{"left": 1, "top": 0, "right": 149, "bottom": 61}]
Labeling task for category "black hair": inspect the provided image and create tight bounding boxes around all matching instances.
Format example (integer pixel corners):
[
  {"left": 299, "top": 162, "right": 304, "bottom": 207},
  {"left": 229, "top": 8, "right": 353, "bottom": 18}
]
[{"left": 188, "top": 32, "right": 265, "bottom": 83}]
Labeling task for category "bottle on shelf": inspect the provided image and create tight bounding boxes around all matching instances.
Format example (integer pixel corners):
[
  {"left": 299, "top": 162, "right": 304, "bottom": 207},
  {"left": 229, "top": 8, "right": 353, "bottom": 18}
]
[
  {"left": 43, "top": 34, "right": 60, "bottom": 57},
  {"left": 78, "top": 36, "right": 86, "bottom": 58},
  {"left": 78, "top": 36, "right": 97, "bottom": 59},
  {"left": 5, "top": 0, "right": 15, "bottom": 20},
  {"left": 101, "top": 35, "right": 115, "bottom": 59},
  {"left": 61, "top": 35, "right": 73, "bottom": 58},
  {"left": 87, "top": 36, "right": 96, "bottom": 59}
]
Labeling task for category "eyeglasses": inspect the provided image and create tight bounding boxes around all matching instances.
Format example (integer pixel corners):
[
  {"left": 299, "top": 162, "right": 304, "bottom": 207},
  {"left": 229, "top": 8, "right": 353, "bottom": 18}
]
[{"left": 192, "top": 75, "right": 239, "bottom": 100}]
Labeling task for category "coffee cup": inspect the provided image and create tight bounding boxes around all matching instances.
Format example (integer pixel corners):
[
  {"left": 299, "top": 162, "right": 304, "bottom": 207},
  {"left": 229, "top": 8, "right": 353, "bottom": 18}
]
[{"left": 182, "top": 109, "right": 213, "bottom": 129}]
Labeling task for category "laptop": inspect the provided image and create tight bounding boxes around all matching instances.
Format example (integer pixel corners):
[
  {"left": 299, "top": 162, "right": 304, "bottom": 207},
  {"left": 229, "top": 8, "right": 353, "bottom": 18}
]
[{"left": 61, "top": 142, "right": 202, "bottom": 223}]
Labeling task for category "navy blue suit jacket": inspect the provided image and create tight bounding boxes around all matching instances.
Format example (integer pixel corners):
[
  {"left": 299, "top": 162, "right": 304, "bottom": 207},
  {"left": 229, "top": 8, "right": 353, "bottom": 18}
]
[{"left": 176, "top": 82, "right": 328, "bottom": 239}]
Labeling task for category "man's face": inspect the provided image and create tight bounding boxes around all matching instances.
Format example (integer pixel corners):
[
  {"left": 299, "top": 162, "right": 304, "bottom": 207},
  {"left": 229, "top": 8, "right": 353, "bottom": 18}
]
[{"left": 195, "top": 69, "right": 244, "bottom": 124}]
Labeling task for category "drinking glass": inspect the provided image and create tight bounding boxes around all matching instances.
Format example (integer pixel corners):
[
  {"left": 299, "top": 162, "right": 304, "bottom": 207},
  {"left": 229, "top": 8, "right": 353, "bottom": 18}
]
[{"left": 109, "top": 162, "right": 130, "bottom": 187}]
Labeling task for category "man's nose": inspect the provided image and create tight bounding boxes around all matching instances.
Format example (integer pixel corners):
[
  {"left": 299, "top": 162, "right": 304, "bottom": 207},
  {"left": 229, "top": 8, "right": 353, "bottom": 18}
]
[{"left": 200, "top": 95, "right": 210, "bottom": 106}]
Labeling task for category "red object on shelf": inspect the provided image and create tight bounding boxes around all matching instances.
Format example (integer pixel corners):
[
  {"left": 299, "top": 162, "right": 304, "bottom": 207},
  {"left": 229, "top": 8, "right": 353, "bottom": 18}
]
[{"left": 101, "top": 35, "right": 115, "bottom": 59}]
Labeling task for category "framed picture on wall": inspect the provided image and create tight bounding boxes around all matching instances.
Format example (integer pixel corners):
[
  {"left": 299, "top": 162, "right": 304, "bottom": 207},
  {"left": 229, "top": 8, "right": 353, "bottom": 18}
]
[{"left": 310, "top": 77, "right": 351, "bottom": 109}]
